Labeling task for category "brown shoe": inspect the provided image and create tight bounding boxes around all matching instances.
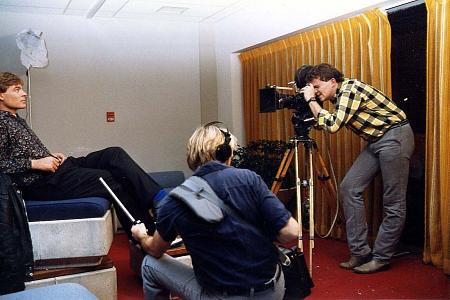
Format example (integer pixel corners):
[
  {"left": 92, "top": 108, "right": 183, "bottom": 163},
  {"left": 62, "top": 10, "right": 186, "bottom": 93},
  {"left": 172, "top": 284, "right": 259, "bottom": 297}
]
[
  {"left": 353, "top": 259, "right": 390, "bottom": 274},
  {"left": 339, "top": 255, "right": 372, "bottom": 270}
]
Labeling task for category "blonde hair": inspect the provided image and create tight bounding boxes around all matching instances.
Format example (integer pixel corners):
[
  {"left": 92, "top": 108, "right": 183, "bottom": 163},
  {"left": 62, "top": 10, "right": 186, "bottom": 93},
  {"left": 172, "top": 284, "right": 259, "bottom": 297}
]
[{"left": 186, "top": 124, "right": 238, "bottom": 171}]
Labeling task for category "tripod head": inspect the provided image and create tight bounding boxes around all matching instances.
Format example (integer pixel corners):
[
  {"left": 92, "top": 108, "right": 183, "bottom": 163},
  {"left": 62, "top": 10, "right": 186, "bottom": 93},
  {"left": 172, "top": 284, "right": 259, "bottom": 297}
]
[
  {"left": 291, "top": 109, "right": 316, "bottom": 140},
  {"left": 290, "top": 134, "right": 316, "bottom": 147}
]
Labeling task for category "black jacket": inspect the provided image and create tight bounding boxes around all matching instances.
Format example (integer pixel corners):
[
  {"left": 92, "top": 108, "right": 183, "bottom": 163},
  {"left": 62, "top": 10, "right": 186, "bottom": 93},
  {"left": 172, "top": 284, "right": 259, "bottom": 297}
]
[{"left": 0, "top": 173, "right": 34, "bottom": 295}]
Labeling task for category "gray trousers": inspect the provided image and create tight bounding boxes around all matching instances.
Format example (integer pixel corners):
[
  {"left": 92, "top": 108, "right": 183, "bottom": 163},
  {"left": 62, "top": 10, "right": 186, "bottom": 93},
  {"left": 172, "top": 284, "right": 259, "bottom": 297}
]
[
  {"left": 141, "top": 254, "right": 285, "bottom": 300},
  {"left": 340, "top": 124, "right": 414, "bottom": 262}
]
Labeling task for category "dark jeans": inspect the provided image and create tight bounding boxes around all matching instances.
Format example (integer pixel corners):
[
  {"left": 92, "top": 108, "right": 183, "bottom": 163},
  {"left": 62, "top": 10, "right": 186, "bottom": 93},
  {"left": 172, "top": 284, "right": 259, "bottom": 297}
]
[{"left": 23, "top": 147, "right": 161, "bottom": 238}]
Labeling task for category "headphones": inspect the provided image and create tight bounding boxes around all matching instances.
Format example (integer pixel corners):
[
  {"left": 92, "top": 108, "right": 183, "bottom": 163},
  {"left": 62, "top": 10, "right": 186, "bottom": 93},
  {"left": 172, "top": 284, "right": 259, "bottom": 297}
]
[{"left": 204, "top": 121, "right": 232, "bottom": 163}]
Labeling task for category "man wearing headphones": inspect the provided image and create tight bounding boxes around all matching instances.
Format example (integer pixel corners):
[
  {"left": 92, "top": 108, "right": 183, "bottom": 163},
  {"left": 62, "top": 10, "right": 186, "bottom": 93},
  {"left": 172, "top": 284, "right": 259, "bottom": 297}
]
[{"left": 131, "top": 123, "right": 299, "bottom": 300}]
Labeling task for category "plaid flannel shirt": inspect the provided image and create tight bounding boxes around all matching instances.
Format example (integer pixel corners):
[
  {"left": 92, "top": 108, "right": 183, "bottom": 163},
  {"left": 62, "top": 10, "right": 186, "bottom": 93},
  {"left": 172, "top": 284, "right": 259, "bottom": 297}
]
[{"left": 317, "top": 79, "right": 407, "bottom": 141}]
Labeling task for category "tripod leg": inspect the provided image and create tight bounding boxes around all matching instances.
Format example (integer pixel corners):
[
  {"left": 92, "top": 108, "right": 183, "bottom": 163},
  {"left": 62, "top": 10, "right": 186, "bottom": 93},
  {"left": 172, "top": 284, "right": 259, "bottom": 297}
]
[
  {"left": 307, "top": 147, "right": 315, "bottom": 277},
  {"left": 293, "top": 140, "right": 304, "bottom": 253},
  {"left": 271, "top": 148, "right": 294, "bottom": 194},
  {"left": 275, "top": 141, "right": 305, "bottom": 253}
]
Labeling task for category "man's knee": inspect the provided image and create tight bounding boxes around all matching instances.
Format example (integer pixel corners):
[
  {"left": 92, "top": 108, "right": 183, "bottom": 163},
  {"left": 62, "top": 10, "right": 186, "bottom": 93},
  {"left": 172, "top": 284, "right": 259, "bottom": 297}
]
[
  {"left": 141, "top": 255, "right": 165, "bottom": 284},
  {"left": 141, "top": 254, "right": 181, "bottom": 278},
  {"left": 340, "top": 177, "right": 364, "bottom": 201},
  {"left": 141, "top": 255, "right": 160, "bottom": 272},
  {"left": 339, "top": 178, "right": 352, "bottom": 199},
  {"left": 96, "top": 169, "right": 116, "bottom": 184},
  {"left": 99, "top": 147, "right": 135, "bottom": 165},
  {"left": 384, "top": 201, "right": 406, "bottom": 220},
  {"left": 103, "top": 146, "right": 127, "bottom": 157}
]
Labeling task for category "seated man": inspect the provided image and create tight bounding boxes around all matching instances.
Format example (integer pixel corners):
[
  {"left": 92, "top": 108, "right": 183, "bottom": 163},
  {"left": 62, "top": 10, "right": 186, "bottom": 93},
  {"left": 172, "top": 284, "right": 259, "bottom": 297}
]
[
  {"left": 0, "top": 72, "right": 166, "bottom": 237},
  {"left": 131, "top": 122, "right": 299, "bottom": 300}
]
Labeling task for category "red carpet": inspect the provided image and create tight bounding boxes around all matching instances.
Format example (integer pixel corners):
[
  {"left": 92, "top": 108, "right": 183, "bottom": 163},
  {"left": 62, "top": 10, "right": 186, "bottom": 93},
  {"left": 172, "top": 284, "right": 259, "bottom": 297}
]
[
  {"left": 109, "top": 233, "right": 143, "bottom": 300},
  {"left": 109, "top": 233, "right": 449, "bottom": 299}
]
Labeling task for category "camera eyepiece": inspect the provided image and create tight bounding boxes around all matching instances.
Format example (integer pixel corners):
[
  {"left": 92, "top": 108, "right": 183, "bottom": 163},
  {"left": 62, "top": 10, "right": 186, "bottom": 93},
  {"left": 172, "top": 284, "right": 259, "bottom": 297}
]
[{"left": 294, "top": 64, "right": 313, "bottom": 89}]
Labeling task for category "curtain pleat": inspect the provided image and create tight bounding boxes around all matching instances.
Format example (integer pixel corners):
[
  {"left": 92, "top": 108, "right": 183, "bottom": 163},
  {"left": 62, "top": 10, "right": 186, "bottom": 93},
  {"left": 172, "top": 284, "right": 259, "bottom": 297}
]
[
  {"left": 239, "top": 9, "right": 391, "bottom": 240},
  {"left": 424, "top": 0, "right": 450, "bottom": 275}
]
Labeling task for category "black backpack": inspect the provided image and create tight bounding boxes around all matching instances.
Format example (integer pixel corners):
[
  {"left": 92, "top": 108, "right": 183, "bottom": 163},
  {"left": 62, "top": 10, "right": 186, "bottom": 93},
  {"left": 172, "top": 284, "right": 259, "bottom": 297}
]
[{"left": 0, "top": 174, "right": 34, "bottom": 295}]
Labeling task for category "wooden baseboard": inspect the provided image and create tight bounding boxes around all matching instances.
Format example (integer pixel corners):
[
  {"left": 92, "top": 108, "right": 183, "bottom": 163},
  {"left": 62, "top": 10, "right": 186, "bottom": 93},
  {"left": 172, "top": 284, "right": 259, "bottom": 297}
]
[
  {"left": 34, "top": 256, "right": 104, "bottom": 270},
  {"left": 30, "top": 256, "right": 114, "bottom": 281}
]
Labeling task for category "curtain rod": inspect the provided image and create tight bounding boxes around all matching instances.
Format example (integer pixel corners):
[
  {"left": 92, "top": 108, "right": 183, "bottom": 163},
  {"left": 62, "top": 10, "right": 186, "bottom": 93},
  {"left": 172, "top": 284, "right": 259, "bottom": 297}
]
[{"left": 235, "top": 0, "right": 418, "bottom": 54}]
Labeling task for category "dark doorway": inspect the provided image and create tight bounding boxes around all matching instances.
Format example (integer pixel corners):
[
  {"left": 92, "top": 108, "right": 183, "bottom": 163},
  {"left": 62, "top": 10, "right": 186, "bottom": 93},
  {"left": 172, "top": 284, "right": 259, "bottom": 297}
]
[{"left": 387, "top": 0, "right": 426, "bottom": 252}]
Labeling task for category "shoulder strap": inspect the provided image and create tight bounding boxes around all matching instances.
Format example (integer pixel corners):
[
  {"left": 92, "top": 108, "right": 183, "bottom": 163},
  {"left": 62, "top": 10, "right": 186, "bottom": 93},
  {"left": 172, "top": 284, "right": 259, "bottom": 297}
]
[
  {"left": 169, "top": 175, "right": 254, "bottom": 225},
  {"left": 169, "top": 176, "right": 224, "bottom": 223},
  {"left": 188, "top": 177, "right": 260, "bottom": 234},
  {"left": 183, "top": 176, "right": 254, "bottom": 228}
]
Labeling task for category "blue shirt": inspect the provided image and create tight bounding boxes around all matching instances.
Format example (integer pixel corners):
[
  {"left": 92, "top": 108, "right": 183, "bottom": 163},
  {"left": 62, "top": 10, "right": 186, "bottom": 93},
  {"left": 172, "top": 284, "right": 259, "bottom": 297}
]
[{"left": 156, "top": 161, "right": 291, "bottom": 290}]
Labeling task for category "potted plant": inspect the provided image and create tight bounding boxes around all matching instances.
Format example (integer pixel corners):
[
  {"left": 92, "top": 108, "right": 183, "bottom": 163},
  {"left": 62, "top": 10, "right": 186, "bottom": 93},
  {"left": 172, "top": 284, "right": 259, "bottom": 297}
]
[{"left": 232, "top": 140, "right": 296, "bottom": 204}]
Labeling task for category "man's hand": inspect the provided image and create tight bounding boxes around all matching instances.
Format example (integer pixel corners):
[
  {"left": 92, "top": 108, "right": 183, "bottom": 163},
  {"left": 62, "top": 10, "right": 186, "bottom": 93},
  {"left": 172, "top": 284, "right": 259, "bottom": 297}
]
[
  {"left": 131, "top": 224, "right": 171, "bottom": 258},
  {"left": 302, "top": 83, "right": 315, "bottom": 100},
  {"left": 31, "top": 156, "right": 62, "bottom": 172},
  {"left": 52, "top": 152, "right": 67, "bottom": 165},
  {"left": 277, "top": 217, "right": 300, "bottom": 244},
  {"left": 131, "top": 223, "right": 149, "bottom": 242},
  {"left": 302, "top": 83, "right": 322, "bottom": 118}
]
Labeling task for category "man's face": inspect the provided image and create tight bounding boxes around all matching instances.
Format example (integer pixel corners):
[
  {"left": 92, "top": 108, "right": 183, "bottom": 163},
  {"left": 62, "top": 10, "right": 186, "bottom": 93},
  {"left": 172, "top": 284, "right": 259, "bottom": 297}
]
[
  {"left": 0, "top": 84, "right": 27, "bottom": 113},
  {"left": 310, "top": 77, "right": 337, "bottom": 102}
]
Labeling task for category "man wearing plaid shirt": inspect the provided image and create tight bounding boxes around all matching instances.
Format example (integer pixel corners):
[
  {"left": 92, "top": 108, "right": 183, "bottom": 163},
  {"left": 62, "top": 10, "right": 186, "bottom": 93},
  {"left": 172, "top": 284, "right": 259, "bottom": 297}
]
[{"left": 303, "top": 63, "right": 414, "bottom": 274}]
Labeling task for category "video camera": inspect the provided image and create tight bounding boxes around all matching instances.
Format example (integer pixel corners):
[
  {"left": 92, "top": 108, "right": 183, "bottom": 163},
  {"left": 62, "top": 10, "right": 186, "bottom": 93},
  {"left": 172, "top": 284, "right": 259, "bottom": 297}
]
[{"left": 259, "top": 65, "right": 316, "bottom": 139}]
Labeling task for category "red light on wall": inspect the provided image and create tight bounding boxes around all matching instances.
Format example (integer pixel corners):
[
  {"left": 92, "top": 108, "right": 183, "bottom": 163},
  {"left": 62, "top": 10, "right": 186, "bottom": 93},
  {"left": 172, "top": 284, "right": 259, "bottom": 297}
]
[{"left": 106, "top": 112, "right": 115, "bottom": 122}]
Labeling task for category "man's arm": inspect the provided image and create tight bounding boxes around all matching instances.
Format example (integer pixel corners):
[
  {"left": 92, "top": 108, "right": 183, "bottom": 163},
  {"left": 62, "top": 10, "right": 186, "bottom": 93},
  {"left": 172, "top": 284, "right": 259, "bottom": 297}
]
[
  {"left": 276, "top": 217, "right": 300, "bottom": 244},
  {"left": 131, "top": 223, "right": 172, "bottom": 258},
  {"left": 303, "top": 82, "right": 362, "bottom": 133}
]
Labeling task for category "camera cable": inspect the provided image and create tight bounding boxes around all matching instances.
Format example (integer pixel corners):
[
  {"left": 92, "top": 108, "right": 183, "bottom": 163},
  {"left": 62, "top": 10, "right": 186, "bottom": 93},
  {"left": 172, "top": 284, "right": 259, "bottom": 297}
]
[{"left": 316, "top": 132, "right": 340, "bottom": 239}]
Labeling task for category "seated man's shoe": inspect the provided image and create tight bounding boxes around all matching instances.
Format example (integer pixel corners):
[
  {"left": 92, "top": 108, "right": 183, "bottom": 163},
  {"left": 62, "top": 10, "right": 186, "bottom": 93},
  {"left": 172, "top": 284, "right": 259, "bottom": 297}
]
[
  {"left": 353, "top": 259, "right": 389, "bottom": 274},
  {"left": 339, "top": 254, "right": 372, "bottom": 270}
]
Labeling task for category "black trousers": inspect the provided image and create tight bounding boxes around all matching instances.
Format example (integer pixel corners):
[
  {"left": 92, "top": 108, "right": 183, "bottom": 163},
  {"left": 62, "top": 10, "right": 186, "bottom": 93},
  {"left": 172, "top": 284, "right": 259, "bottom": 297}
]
[{"left": 23, "top": 147, "right": 161, "bottom": 238}]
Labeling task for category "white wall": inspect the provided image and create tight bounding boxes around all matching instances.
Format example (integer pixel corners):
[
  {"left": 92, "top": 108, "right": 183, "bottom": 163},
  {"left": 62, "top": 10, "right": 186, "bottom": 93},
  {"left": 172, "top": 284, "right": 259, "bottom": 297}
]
[
  {"left": 212, "top": 0, "right": 404, "bottom": 143},
  {"left": 0, "top": 12, "right": 201, "bottom": 175},
  {"left": 199, "top": 23, "right": 218, "bottom": 124}
]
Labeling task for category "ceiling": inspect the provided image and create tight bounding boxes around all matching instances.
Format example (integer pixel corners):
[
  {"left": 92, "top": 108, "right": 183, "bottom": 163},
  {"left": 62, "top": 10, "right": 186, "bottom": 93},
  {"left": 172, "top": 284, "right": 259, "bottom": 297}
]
[
  {"left": 0, "top": 0, "right": 250, "bottom": 23},
  {"left": 0, "top": 0, "right": 418, "bottom": 25}
]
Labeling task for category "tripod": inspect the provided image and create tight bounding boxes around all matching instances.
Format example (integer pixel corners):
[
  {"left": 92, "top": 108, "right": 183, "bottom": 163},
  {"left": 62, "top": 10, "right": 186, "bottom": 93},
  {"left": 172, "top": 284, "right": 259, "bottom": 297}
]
[{"left": 271, "top": 136, "right": 338, "bottom": 277}]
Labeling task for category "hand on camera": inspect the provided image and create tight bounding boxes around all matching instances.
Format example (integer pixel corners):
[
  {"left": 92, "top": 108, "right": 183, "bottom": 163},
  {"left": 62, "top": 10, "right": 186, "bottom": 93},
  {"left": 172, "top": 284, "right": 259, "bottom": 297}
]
[{"left": 302, "top": 84, "right": 315, "bottom": 101}]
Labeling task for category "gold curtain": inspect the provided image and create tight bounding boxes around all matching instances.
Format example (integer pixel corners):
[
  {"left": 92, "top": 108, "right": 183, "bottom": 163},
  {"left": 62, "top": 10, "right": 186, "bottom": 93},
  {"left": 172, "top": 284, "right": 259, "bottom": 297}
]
[
  {"left": 239, "top": 9, "right": 391, "bottom": 239},
  {"left": 424, "top": 0, "right": 450, "bottom": 275}
]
